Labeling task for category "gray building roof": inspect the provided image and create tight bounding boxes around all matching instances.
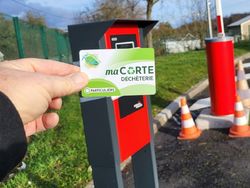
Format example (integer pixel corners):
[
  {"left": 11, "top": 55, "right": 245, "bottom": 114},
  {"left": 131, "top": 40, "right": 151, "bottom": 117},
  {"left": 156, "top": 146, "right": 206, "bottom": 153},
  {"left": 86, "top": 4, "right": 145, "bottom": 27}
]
[{"left": 228, "top": 15, "right": 250, "bottom": 27}]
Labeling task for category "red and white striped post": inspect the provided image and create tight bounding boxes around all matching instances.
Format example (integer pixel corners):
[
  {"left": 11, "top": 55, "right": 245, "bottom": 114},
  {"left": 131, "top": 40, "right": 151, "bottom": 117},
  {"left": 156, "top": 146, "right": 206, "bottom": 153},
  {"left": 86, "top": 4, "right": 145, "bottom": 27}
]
[
  {"left": 204, "top": 0, "right": 236, "bottom": 116},
  {"left": 215, "top": 0, "right": 225, "bottom": 37}
]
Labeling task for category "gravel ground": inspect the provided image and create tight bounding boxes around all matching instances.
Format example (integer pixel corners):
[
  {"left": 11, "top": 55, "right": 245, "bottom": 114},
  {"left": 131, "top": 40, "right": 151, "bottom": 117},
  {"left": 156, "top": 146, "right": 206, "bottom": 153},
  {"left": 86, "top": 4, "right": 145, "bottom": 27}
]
[{"left": 122, "top": 58, "right": 250, "bottom": 188}]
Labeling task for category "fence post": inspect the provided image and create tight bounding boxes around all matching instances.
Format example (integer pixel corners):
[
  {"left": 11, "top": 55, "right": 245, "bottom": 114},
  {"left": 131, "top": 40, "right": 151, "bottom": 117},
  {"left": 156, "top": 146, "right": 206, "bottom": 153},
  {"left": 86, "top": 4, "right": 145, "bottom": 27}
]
[
  {"left": 12, "top": 17, "right": 25, "bottom": 58},
  {"left": 40, "top": 26, "right": 49, "bottom": 59},
  {"left": 65, "top": 34, "right": 71, "bottom": 63},
  {"left": 55, "top": 30, "right": 62, "bottom": 61}
]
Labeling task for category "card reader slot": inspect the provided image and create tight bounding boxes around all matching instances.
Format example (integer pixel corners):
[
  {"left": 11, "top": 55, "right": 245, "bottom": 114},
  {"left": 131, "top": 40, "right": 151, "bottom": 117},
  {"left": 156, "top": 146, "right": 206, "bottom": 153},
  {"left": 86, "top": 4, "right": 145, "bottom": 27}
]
[{"left": 118, "top": 96, "right": 144, "bottom": 118}]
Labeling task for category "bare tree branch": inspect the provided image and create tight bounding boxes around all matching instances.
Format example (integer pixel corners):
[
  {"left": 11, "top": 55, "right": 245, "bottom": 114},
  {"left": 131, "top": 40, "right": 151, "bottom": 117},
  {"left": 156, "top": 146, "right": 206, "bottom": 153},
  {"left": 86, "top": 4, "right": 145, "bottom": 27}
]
[
  {"left": 145, "top": 0, "right": 160, "bottom": 47},
  {"left": 75, "top": 0, "right": 145, "bottom": 23}
]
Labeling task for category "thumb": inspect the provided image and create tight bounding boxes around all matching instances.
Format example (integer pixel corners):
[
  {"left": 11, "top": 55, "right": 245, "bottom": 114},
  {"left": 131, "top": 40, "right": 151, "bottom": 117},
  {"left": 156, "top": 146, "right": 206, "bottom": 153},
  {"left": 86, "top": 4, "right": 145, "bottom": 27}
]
[{"left": 46, "top": 72, "right": 88, "bottom": 98}]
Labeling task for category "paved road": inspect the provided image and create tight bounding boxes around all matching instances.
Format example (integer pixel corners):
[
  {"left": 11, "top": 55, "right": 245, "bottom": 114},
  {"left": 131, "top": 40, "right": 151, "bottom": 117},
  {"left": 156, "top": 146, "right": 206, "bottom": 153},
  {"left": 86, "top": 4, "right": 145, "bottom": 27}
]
[{"left": 123, "top": 58, "right": 250, "bottom": 188}]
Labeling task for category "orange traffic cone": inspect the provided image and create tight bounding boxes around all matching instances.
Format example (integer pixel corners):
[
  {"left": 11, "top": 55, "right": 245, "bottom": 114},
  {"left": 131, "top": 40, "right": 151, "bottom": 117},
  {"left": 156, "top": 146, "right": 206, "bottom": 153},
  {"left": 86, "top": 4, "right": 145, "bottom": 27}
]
[
  {"left": 237, "top": 60, "right": 250, "bottom": 108},
  {"left": 178, "top": 97, "right": 201, "bottom": 140},
  {"left": 229, "top": 95, "right": 250, "bottom": 138}
]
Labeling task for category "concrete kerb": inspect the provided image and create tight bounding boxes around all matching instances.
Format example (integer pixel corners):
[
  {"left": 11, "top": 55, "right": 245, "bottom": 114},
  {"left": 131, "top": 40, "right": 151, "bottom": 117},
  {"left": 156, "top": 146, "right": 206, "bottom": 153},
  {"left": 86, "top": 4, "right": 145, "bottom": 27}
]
[
  {"left": 234, "top": 53, "right": 250, "bottom": 64},
  {"left": 85, "top": 53, "right": 250, "bottom": 187}
]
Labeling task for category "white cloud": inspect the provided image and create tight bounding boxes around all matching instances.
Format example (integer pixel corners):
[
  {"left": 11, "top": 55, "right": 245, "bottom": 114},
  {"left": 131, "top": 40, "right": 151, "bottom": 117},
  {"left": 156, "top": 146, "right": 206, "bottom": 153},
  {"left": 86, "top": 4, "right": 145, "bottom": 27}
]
[{"left": 13, "top": 11, "right": 26, "bottom": 18}]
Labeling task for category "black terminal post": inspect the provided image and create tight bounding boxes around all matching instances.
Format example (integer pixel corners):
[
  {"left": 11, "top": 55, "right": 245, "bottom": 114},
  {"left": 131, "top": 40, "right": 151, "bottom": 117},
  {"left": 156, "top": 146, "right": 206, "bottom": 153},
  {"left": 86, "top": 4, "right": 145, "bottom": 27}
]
[{"left": 68, "top": 19, "right": 159, "bottom": 188}]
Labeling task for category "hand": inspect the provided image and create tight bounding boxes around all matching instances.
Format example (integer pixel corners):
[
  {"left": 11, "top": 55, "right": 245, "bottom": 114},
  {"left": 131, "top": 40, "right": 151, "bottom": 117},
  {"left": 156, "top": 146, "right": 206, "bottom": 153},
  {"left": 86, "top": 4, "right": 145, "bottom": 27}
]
[{"left": 0, "top": 58, "right": 88, "bottom": 137}]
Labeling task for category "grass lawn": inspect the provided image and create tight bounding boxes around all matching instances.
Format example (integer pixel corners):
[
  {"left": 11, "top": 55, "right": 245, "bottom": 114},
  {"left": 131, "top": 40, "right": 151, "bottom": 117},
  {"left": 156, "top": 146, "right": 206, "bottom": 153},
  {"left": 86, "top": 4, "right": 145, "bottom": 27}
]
[{"left": 1, "top": 41, "right": 249, "bottom": 187}]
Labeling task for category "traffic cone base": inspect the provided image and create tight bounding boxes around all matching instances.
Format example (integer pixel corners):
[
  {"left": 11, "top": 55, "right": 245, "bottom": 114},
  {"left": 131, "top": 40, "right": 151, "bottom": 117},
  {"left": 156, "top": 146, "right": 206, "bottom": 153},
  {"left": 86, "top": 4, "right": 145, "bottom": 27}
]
[
  {"left": 178, "top": 97, "right": 202, "bottom": 140},
  {"left": 229, "top": 95, "right": 250, "bottom": 138},
  {"left": 229, "top": 125, "right": 250, "bottom": 138},
  {"left": 178, "top": 128, "right": 201, "bottom": 140}
]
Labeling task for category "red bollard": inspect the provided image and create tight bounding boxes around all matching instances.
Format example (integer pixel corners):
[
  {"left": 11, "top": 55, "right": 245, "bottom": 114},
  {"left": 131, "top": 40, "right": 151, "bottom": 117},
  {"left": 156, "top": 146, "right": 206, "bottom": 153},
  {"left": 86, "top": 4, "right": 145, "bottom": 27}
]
[{"left": 205, "top": 37, "right": 236, "bottom": 116}]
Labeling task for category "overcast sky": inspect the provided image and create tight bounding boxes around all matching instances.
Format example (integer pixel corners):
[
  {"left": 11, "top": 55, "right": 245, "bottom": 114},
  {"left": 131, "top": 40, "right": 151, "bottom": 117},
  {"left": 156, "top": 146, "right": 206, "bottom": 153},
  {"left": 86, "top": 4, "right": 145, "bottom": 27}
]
[{"left": 0, "top": 0, "right": 249, "bottom": 29}]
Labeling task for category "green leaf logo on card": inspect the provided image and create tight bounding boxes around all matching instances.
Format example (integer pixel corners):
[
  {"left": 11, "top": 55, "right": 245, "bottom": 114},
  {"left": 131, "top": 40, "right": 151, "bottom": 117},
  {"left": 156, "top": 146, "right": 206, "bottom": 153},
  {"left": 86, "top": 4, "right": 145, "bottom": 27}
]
[
  {"left": 128, "top": 67, "right": 135, "bottom": 74},
  {"left": 82, "top": 53, "right": 100, "bottom": 66}
]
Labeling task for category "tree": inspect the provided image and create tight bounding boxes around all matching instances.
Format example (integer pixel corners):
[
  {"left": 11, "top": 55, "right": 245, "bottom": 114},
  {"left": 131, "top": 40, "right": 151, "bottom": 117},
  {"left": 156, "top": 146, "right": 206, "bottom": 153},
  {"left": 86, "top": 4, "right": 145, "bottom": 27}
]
[
  {"left": 145, "top": 0, "right": 159, "bottom": 47},
  {"left": 75, "top": 0, "right": 144, "bottom": 23},
  {"left": 176, "top": 0, "right": 214, "bottom": 48},
  {"left": 76, "top": 0, "right": 160, "bottom": 47},
  {"left": 125, "top": 0, "right": 145, "bottom": 19},
  {"left": 152, "top": 22, "right": 174, "bottom": 55},
  {"left": 24, "top": 11, "right": 46, "bottom": 26},
  {"left": 75, "top": 0, "right": 162, "bottom": 49},
  {"left": 0, "top": 15, "right": 19, "bottom": 59}
]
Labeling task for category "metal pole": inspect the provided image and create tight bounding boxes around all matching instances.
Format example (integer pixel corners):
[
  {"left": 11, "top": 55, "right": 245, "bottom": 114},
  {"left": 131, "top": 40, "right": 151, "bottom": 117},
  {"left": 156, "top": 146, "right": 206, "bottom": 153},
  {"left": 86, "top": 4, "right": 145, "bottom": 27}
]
[
  {"left": 206, "top": 0, "right": 213, "bottom": 38},
  {"left": 215, "top": 0, "right": 225, "bottom": 37},
  {"left": 40, "top": 26, "right": 49, "bottom": 59},
  {"left": 132, "top": 96, "right": 159, "bottom": 188},
  {"left": 55, "top": 30, "right": 62, "bottom": 61},
  {"left": 12, "top": 17, "right": 25, "bottom": 58},
  {"left": 64, "top": 34, "right": 71, "bottom": 63}
]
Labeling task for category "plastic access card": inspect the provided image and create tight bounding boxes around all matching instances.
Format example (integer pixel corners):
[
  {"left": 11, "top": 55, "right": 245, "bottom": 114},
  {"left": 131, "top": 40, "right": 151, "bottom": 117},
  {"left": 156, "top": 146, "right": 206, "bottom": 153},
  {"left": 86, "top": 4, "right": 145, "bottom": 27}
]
[{"left": 79, "top": 48, "right": 156, "bottom": 97}]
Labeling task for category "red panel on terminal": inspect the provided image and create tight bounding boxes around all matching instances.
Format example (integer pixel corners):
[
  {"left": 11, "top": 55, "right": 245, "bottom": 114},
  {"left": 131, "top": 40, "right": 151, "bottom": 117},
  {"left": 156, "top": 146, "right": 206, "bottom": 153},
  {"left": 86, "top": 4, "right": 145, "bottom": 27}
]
[
  {"left": 112, "top": 96, "right": 151, "bottom": 162},
  {"left": 104, "top": 24, "right": 151, "bottom": 162},
  {"left": 104, "top": 24, "right": 141, "bottom": 48}
]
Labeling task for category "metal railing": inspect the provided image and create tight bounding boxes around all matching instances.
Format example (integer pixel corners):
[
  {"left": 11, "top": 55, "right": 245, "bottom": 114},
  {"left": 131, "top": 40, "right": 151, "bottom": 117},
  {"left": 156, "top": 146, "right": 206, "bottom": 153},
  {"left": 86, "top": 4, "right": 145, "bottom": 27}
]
[{"left": 0, "top": 13, "right": 72, "bottom": 63}]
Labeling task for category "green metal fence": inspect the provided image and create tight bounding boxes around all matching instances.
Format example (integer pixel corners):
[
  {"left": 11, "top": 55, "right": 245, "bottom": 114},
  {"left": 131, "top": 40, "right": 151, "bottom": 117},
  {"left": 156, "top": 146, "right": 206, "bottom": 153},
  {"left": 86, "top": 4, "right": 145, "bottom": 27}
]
[{"left": 0, "top": 13, "right": 72, "bottom": 63}]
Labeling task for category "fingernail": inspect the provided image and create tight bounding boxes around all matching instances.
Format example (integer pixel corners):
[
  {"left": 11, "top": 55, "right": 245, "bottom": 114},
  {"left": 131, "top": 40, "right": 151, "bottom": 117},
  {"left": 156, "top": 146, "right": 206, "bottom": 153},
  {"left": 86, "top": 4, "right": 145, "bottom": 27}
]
[{"left": 71, "top": 73, "right": 88, "bottom": 86}]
